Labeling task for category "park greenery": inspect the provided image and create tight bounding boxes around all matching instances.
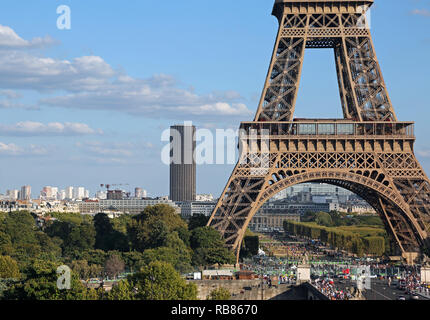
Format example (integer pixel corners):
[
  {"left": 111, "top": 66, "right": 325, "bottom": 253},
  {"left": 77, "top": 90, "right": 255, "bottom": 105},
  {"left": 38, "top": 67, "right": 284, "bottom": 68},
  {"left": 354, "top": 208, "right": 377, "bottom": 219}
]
[
  {"left": 206, "top": 287, "right": 231, "bottom": 300},
  {"left": 284, "top": 211, "right": 393, "bottom": 257},
  {"left": 0, "top": 206, "right": 236, "bottom": 300}
]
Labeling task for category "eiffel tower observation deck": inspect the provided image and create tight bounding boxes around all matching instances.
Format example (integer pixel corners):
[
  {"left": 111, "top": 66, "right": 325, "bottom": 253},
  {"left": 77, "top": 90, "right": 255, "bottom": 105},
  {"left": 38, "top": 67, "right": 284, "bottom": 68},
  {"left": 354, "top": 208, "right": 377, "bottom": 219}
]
[{"left": 208, "top": 0, "right": 430, "bottom": 265}]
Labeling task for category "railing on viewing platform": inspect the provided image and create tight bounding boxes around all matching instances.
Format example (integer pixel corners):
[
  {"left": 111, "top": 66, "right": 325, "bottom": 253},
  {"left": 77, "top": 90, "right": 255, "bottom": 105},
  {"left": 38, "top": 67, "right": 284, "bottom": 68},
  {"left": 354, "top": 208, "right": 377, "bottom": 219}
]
[{"left": 239, "top": 120, "right": 415, "bottom": 138}]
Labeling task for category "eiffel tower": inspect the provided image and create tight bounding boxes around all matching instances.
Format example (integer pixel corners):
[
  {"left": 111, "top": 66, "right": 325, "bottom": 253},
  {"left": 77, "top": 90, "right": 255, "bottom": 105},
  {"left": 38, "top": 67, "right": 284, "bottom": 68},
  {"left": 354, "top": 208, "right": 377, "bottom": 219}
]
[{"left": 208, "top": 0, "right": 430, "bottom": 264}]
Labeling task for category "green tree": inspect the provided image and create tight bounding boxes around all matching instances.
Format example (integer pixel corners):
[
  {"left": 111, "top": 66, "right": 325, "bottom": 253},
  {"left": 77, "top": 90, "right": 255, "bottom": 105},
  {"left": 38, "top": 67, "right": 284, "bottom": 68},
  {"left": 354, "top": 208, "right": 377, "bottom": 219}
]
[
  {"left": 66, "top": 223, "right": 96, "bottom": 252},
  {"left": 136, "top": 204, "right": 187, "bottom": 232},
  {"left": 188, "top": 214, "right": 209, "bottom": 230},
  {"left": 142, "top": 232, "right": 193, "bottom": 274},
  {"left": 175, "top": 226, "right": 191, "bottom": 247},
  {"left": 240, "top": 235, "right": 259, "bottom": 259},
  {"left": 129, "top": 261, "right": 197, "bottom": 300},
  {"left": 301, "top": 211, "right": 317, "bottom": 223},
  {"left": 0, "top": 232, "right": 14, "bottom": 256},
  {"left": 46, "top": 221, "right": 95, "bottom": 254},
  {"left": 128, "top": 205, "right": 186, "bottom": 252},
  {"left": 207, "top": 287, "right": 231, "bottom": 300},
  {"left": 104, "top": 279, "right": 134, "bottom": 300},
  {"left": 70, "top": 260, "right": 92, "bottom": 280},
  {"left": 4, "top": 260, "right": 98, "bottom": 300},
  {"left": 69, "top": 249, "right": 107, "bottom": 266},
  {"left": 190, "top": 227, "right": 235, "bottom": 266},
  {"left": 121, "top": 251, "right": 145, "bottom": 273},
  {"left": 94, "top": 213, "right": 114, "bottom": 251},
  {"left": 93, "top": 213, "right": 129, "bottom": 252},
  {"left": 315, "top": 212, "right": 333, "bottom": 227},
  {"left": 0, "top": 211, "right": 37, "bottom": 244},
  {"left": 190, "top": 227, "right": 224, "bottom": 249},
  {"left": 0, "top": 256, "right": 20, "bottom": 279}
]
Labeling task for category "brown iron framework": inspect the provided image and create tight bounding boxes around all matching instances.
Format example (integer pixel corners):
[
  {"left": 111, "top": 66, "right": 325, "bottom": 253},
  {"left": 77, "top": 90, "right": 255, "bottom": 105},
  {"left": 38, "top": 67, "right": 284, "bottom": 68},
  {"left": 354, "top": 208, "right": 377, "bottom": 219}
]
[{"left": 208, "top": 0, "right": 430, "bottom": 263}]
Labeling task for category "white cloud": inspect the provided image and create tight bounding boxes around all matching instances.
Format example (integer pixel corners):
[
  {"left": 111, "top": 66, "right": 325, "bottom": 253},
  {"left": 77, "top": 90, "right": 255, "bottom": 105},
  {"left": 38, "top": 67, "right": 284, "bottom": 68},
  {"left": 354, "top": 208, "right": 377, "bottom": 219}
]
[
  {"left": 0, "top": 121, "right": 103, "bottom": 136},
  {"left": 0, "top": 99, "right": 36, "bottom": 109},
  {"left": 39, "top": 74, "right": 253, "bottom": 120},
  {"left": 411, "top": 9, "right": 430, "bottom": 17},
  {"left": 417, "top": 150, "right": 430, "bottom": 158},
  {"left": 0, "top": 25, "right": 56, "bottom": 49},
  {"left": 177, "top": 102, "right": 252, "bottom": 116},
  {"left": 0, "top": 25, "right": 253, "bottom": 121},
  {"left": 0, "top": 89, "right": 21, "bottom": 99},
  {"left": 0, "top": 52, "right": 115, "bottom": 92},
  {"left": 76, "top": 141, "right": 134, "bottom": 157},
  {"left": 0, "top": 141, "right": 49, "bottom": 156},
  {"left": 0, "top": 142, "right": 22, "bottom": 155}
]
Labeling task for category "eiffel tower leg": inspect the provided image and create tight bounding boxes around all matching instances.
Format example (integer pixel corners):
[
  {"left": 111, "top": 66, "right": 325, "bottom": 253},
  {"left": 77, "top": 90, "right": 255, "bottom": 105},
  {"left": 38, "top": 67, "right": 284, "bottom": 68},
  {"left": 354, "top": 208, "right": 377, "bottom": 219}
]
[
  {"left": 254, "top": 13, "right": 308, "bottom": 122},
  {"left": 336, "top": 32, "right": 396, "bottom": 121},
  {"left": 208, "top": 161, "right": 274, "bottom": 261}
]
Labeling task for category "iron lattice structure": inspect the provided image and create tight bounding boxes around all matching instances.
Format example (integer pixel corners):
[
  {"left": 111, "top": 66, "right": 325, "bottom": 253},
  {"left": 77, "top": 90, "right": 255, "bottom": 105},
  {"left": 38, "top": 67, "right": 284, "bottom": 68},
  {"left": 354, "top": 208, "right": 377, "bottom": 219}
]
[{"left": 208, "top": 0, "right": 430, "bottom": 263}]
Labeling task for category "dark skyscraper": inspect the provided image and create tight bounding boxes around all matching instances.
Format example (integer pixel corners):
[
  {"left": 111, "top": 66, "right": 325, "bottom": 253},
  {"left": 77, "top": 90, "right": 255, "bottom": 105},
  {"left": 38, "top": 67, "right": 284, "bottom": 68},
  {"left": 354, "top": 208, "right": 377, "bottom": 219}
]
[{"left": 169, "top": 123, "right": 196, "bottom": 202}]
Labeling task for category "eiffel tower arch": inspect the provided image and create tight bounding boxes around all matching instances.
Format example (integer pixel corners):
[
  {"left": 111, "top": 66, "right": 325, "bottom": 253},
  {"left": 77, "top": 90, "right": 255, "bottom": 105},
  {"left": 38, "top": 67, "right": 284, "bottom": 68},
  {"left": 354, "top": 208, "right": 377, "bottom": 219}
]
[{"left": 208, "top": 0, "right": 430, "bottom": 264}]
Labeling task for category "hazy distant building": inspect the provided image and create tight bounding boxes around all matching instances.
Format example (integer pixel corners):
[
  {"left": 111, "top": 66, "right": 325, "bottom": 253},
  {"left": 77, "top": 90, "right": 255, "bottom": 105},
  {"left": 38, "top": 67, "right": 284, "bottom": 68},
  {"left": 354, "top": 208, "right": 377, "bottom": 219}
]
[
  {"left": 65, "top": 187, "right": 74, "bottom": 200},
  {"left": 107, "top": 190, "right": 123, "bottom": 200},
  {"left": 41, "top": 186, "right": 52, "bottom": 198},
  {"left": 51, "top": 187, "right": 58, "bottom": 199},
  {"left": 73, "top": 187, "right": 85, "bottom": 200},
  {"left": 169, "top": 124, "right": 196, "bottom": 202},
  {"left": 19, "top": 185, "right": 31, "bottom": 201},
  {"left": 135, "top": 187, "right": 147, "bottom": 199},
  {"left": 96, "top": 191, "right": 107, "bottom": 200},
  {"left": 6, "top": 190, "right": 19, "bottom": 200},
  {"left": 41, "top": 186, "right": 59, "bottom": 199}
]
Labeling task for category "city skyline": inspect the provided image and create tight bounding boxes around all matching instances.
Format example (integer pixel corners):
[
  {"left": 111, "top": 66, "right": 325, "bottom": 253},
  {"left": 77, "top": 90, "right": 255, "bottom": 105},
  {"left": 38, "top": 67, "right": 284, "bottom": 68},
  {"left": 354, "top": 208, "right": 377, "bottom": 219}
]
[{"left": 1, "top": 0, "right": 430, "bottom": 198}]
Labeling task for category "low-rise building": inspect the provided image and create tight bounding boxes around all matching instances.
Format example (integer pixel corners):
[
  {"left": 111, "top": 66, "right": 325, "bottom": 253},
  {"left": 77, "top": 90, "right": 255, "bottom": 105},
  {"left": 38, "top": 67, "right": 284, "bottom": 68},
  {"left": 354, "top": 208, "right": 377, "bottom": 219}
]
[
  {"left": 195, "top": 194, "right": 214, "bottom": 202},
  {"left": 176, "top": 201, "right": 217, "bottom": 219},
  {"left": 248, "top": 200, "right": 337, "bottom": 232},
  {"left": 249, "top": 212, "right": 300, "bottom": 232},
  {"left": 78, "top": 198, "right": 181, "bottom": 215},
  {"left": 338, "top": 204, "right": 376, "bottom": 215}
]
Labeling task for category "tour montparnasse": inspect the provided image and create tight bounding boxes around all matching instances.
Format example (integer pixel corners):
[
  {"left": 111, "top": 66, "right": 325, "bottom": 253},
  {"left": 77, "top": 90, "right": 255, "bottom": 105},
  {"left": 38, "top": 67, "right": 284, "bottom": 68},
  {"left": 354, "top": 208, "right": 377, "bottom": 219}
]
[{"left": 208, "top": 0, "right": 430, "bottom": 265}]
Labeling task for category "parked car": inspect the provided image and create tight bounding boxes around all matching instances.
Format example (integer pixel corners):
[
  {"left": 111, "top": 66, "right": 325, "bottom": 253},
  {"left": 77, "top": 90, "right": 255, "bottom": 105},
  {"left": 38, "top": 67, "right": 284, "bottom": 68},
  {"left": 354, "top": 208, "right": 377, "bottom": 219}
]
[{"left": 409, "top": 294, "right": 419, "bottom": 300}]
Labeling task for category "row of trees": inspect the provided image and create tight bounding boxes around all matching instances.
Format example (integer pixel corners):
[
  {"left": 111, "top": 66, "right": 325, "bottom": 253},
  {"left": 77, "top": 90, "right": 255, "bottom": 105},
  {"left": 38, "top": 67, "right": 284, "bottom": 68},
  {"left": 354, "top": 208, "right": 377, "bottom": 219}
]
[
  {"left": 284, "top": 220, "right": 386, "bottom": 256},
  {"left": 0, "top": 205, "right": 236, "bottom": 300},
  {"left": 301, "top": 211, "right": 385, "bottom": 229}
]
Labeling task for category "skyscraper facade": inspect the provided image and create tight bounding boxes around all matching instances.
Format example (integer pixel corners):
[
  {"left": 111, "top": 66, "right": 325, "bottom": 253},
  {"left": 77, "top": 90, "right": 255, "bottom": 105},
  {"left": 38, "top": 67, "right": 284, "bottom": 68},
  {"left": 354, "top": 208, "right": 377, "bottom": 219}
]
[
  {"left": 73, "top": 187, "right": 85, "bottom": 200},
  {"left": 65, "top": 186, "right": 74, "bottom": 200},
  {"left": 19, "top": 185, "right": 31, "bottom": 201},
  {"left": 169, "top": 124, "right": 196, "bottom": 202}
]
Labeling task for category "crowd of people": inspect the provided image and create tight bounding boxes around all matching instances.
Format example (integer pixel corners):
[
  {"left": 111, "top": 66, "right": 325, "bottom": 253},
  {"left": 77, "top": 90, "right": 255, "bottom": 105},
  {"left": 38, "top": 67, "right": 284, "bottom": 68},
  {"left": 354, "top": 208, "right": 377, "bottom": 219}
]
[
  {"left": 313, "top": 278, "right": 354, "bottom": 300},
  {"left": 394, "top": 271, "right": 430, "bottom": 297},
  {"left": 241, "top": 233, "right": 430, "bottom": 300}
]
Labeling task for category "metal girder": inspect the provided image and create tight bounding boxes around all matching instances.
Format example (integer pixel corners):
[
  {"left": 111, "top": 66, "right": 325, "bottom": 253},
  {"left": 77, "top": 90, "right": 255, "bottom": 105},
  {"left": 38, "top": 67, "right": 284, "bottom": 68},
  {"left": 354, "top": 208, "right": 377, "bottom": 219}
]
[{"left": 254, "top": 5, "right": 396, "bottom": 122}]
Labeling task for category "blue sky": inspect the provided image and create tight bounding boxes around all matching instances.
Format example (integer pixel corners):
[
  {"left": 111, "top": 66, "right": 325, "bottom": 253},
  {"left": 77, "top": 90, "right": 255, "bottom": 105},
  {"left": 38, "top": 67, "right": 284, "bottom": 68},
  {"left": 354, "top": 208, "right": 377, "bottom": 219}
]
[{"left": 0, "top": 0, "right": 430, "bottom": 198}]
